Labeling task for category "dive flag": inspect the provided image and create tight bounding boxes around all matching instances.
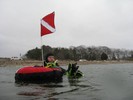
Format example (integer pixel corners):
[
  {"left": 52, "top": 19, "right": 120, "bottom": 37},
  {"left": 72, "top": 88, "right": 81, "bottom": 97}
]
[{"left": 41, "top": 12, "right": 56, "bottom": 36}]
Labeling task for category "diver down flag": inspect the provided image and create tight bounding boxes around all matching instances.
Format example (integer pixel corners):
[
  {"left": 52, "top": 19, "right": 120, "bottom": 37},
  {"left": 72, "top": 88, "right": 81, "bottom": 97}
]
[{"left": 41, "top": 12, "right": 56, "bottom": 36}]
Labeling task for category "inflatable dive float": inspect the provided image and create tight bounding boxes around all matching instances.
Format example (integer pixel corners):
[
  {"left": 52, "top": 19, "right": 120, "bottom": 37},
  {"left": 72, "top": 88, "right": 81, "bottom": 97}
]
[{"left": 15, "top": 66, "right": 63, "bottom": 83}]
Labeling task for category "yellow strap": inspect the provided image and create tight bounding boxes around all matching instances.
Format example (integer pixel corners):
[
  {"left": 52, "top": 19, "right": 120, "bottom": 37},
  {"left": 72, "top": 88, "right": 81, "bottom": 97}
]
[
  {"left": 45, "top": 66, "right": 50, "bottom": 68},
  {"left": 46, "top": 62, "right": 56, "bottom": 68}
]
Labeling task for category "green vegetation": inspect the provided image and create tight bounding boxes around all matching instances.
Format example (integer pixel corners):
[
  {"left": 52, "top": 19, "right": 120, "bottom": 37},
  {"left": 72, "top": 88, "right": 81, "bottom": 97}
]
[
  {"left": 26, "top": 47, "right": 41, "bottom": 60},
  {"left": 101, "top": 52, "right": 108, "bottom": 60},
  {"left": 25, "top": 45, "right": 133, "bottom": 61}
]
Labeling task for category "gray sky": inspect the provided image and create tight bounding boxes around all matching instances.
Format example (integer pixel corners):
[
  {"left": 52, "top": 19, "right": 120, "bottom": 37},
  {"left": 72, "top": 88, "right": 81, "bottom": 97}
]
[{"left": 0, "top": 0, "right": 133, "bottom": 57}]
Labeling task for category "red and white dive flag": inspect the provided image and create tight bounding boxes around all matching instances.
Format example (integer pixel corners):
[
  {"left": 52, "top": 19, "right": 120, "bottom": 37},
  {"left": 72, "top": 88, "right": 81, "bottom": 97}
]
[{"left": 41, "top": 12, "right": 56, "bottom": 36}]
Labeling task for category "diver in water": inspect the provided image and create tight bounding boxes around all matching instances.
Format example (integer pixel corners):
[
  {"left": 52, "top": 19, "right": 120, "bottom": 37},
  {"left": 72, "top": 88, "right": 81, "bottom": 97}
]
[
  {"left": 44, "top": 53, "right": 66, "bottom": 74},
  {"left": 44, "top": 53, "right": 58, "bottom": 67},
  {"left": 44, "top": 53, "right": 83, "bottom": 78}
]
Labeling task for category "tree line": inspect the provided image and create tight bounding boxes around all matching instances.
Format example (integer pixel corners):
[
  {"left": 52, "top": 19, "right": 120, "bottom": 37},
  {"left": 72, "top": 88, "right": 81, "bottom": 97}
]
[{"left": 25, "top": 45, "right": 133, "bottom": 61}]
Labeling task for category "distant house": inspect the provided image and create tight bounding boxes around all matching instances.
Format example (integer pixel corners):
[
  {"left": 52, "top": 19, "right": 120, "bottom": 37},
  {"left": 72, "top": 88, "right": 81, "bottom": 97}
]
[
  {"left": 79, "top": 59, "right": 87, "bottom": 62},
  {"left": 10, "top": 57, "right": 23, "bottom": 60}
]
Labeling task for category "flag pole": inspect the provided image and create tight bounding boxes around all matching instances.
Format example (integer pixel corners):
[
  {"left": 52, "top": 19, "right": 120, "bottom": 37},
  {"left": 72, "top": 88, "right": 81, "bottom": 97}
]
[
  {"left": 41, "top": 36, "right": 44, "bottom": 67},
  {"left": 40, "top": 12, "right": 55, "bottom": 67}
]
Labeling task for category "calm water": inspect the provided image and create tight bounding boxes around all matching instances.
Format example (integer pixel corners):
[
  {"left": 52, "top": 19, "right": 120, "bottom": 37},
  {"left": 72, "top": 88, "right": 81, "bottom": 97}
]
[{"left": 0, "top": 63, "right": 133, "bottom": 100}]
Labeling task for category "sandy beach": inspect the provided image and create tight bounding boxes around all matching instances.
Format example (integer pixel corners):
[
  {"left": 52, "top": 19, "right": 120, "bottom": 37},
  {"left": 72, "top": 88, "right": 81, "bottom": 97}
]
[{"left": 0, "top": 59, "right": 133, "bottom": 67}]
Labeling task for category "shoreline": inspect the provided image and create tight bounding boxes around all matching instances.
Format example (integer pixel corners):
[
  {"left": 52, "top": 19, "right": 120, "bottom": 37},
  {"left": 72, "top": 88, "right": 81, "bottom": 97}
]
[{"left": 0, "top": 60, "right": 133, "bottom": 67}]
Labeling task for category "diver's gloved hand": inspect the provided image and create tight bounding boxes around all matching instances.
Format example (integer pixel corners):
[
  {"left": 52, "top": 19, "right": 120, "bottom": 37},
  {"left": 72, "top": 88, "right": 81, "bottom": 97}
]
[
  {"left": 67, "top": 63, "right": 83, "bottom": 78},
  {"left": 67, "top": 63, "right": 79, "bottom": 76},
  {"left": 67, "top": 63, "right": 71, "bottom": 72},
  {"left": 71, "top": 63, "right": 79, "bottom": 75}
]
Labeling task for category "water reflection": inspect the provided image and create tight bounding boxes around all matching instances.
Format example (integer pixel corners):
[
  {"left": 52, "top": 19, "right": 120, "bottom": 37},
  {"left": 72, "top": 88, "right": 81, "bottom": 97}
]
[
  {"left": 1, "top": 64, "right": 133, "bottom": 100},
  {"left": 68, "top": 78, "right": 80, "bottom": 86}
]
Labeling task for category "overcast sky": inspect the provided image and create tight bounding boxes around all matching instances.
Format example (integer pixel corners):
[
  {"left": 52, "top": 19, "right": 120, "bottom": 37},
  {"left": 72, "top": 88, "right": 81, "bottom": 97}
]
[{"left": 0, "top": 0, "right": 133, "bottom": 57}]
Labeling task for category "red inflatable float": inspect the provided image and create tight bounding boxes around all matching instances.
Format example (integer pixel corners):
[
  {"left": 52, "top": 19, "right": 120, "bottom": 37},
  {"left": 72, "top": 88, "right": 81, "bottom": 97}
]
[{"left": 15, "top": 66, "right": 63, "bottom": 83}]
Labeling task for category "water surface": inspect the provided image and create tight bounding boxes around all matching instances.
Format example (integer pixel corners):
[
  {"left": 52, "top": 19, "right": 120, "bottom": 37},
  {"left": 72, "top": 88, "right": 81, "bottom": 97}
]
[{"left": 0, "top": 63, "right": 133, "bottom": 100}]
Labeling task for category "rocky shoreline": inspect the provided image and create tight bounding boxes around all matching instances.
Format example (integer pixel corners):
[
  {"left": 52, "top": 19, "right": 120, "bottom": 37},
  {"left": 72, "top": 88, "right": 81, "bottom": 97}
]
[{"left": 0, "top": 60, "right": 133, "bottom": 67}]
